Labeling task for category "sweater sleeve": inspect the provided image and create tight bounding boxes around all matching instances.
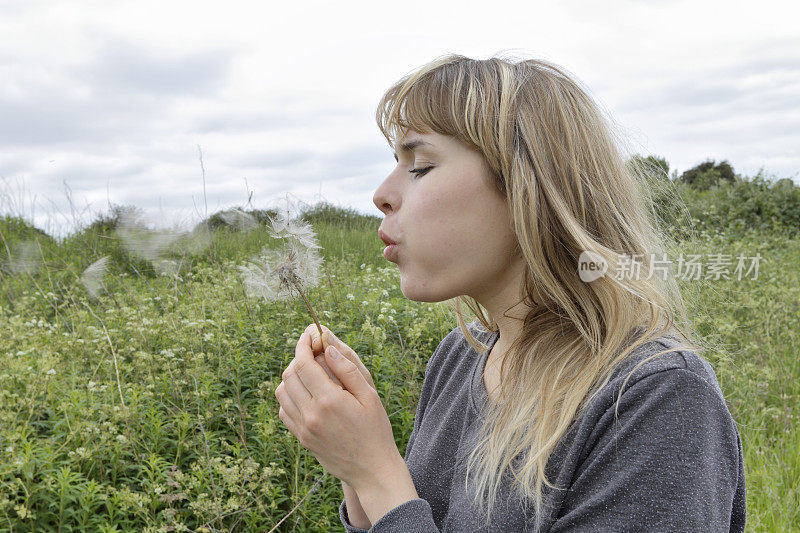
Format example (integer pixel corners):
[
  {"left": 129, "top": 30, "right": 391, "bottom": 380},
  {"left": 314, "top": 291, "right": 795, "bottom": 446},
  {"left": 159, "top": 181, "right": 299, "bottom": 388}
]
[
  {"left": 339, "top": 346, "right": 443, "bottom": 532},
  {"left": 549, "top": 368, "right": 746, "bottom": 532}
]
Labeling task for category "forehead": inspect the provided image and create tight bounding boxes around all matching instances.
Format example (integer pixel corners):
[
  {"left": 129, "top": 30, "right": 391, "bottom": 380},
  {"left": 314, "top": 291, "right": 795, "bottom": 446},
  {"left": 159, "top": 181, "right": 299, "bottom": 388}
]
[{"left": 392, "top": 132, "right": 439, "bottom": 159}]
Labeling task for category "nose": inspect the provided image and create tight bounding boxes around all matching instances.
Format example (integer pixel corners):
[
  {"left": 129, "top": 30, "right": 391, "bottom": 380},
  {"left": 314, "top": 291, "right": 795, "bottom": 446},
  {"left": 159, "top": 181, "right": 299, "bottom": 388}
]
[{"left": 373, "top": 172, "right": 397, "bottom": 215}]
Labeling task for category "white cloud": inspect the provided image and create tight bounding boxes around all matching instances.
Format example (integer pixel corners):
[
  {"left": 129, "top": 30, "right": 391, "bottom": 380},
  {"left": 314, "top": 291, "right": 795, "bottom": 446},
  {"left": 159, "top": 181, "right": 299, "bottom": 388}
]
[{"left": 1, "top": 0, "right": 798, "bottom": 237}]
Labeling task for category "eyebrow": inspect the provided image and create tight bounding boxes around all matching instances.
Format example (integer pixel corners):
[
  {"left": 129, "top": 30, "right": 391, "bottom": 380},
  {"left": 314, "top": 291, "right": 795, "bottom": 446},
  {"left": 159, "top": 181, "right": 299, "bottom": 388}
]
[{"left": 393, "top": 139, "right": 431, "bottom": 162}]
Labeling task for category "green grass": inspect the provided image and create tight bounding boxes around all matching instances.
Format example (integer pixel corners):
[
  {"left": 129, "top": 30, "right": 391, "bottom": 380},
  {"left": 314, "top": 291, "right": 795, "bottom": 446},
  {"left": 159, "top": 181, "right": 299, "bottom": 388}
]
[{"left": 0, "top": 209, "right": 797, "bottom": 531}]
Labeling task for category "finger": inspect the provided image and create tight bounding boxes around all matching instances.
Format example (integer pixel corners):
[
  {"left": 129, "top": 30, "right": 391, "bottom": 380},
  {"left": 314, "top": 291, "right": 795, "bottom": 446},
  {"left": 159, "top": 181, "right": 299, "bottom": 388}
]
[
  {"left": 314, "top": 354, "right": 344, "bottom": 387},
  {"left": 306, "top": 323, "right": 329, "bottom": 354},
  {"left": 283, "top": 371, "right": 313, "bottom": 406},
  {"left": 274, "top": 381, "right": 302, "bottom": 421},
  {"left": 305, "top": 325, "right": 374, "bottom": 390},
  {"left": 278, "top": 405, "right": 300, "bottom": 440},
  {"left": 324, "top": 345, "right": 374, "bottom": 401},
  {"left": 294, "top": 330, "right": 340, "bottom": 398},
  {"left": 324, "top": 331, "right": 373, "bottom": 385}
]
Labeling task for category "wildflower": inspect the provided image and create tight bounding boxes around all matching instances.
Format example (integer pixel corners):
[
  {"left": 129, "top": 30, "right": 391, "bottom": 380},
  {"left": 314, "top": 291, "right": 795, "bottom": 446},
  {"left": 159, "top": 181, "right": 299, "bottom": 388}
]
[
  {"left": 80, "top": 256, "right": 110, "bottom": 298},
  {"left": 46, "top": 368, "right": 56, "bottom": 375},
  {"left": 154, "top": 258, "right": 179, "bottom": 276}
]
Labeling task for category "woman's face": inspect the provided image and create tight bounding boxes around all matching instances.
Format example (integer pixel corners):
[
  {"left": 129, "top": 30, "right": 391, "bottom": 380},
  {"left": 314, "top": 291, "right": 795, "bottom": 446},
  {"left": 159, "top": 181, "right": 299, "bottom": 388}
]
[{"left": 373, "top": 129, "right": 523, "bottom": 305}]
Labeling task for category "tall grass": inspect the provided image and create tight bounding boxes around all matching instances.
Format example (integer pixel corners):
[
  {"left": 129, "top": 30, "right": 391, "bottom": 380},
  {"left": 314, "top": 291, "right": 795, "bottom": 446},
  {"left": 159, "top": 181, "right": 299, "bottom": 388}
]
[{"left": 0, "top": 199, "right": 797, "bottom": 530}]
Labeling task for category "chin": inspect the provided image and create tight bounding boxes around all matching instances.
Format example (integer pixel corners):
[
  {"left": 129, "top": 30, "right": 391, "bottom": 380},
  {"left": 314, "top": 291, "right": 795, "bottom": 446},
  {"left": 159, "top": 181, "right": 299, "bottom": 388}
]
[{"left": 399, "top": 275, "right": 455, "bottom": 303}]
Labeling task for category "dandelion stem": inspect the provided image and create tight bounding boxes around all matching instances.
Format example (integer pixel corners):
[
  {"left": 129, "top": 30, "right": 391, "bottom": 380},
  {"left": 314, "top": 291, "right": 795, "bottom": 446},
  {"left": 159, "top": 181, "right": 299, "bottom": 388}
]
[{"left": 292, "top": 281, "right": 324, "bottom": 340}]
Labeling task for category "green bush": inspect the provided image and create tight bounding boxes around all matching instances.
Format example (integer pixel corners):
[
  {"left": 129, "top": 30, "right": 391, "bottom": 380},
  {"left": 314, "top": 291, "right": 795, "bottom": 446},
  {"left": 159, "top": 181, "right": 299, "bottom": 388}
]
[{"left": 679, "top": 159, "right": 737, "bottom": 190}]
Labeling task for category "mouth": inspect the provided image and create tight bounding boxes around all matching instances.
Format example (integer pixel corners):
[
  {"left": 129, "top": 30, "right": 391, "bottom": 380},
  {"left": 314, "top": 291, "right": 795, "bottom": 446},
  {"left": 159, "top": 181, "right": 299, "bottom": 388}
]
[
  {"left": 382, "top": 242, "right": 399, "bottom": 262},
  {"left": 378, "top": 228, "right": 397, "bottom": 246}
]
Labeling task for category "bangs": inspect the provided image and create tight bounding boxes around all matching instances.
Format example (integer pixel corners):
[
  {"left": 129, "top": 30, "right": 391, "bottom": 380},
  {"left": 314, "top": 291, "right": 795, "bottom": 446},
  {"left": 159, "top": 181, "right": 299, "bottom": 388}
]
[{"left": 375, "top": 56, "right": 477, "bottom": 148}]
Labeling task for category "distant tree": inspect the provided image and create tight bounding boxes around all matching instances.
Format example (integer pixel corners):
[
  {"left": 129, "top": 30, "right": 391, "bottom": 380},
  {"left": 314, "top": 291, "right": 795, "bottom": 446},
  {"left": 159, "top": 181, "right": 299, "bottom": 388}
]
[
  {"left": 679, "top": 159, "right": 737, "bottom": 190},
  {"left": 627, "top": 154, "right": 670, "bottom": 181}
]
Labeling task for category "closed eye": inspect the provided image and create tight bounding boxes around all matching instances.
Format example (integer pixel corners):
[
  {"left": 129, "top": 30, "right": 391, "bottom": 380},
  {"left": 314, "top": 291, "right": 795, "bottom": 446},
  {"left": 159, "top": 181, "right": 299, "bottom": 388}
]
[{"left": 409, "top": 166, "right": 434, "bottom": 178}]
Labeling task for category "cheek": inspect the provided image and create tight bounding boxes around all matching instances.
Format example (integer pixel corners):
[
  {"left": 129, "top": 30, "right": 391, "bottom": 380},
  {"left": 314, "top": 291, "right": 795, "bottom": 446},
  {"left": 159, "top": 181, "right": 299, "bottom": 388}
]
[{"left": 409, "top": 194, "right": 463, "bottom": 255}]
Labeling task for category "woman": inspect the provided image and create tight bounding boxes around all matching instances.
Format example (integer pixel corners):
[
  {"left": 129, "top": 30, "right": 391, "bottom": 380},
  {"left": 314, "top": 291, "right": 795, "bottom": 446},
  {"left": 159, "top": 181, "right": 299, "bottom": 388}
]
[{"left": 274, "top": 53, "right": 746, "bottom": 531}]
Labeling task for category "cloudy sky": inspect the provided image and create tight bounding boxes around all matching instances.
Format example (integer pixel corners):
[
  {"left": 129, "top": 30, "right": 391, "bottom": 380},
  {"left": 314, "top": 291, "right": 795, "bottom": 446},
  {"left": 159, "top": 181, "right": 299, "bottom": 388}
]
[{"left": 1, "top": 0, "right": 797, "bottom": 237}]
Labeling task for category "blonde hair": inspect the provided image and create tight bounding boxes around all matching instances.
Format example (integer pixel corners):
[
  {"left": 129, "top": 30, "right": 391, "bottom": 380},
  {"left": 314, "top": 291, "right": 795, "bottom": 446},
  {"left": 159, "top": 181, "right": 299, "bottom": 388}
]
[{"left": 376, "top": 52, "right": 704, "bottom": 528}]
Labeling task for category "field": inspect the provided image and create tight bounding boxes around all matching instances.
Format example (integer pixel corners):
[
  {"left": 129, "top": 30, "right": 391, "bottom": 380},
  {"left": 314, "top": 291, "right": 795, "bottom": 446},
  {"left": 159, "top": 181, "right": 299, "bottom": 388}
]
[{"left": 0, "top": 202, "right": 798, "bottom": 531}]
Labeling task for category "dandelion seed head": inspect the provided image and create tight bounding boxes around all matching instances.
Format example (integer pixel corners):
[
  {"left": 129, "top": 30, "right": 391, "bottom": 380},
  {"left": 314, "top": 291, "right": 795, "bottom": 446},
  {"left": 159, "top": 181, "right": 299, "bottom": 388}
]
[
  {"left": 239, "top": 241, "right": 323, "bottom": 303},
  {"left": 218, "top": 208, "right": 257, "bottom": 231},
  {"left": 8, "top": 240, "right": 40, "bottom": 274},
  {"left": 80, "top": 256, "right": 110, "bottom": 298},
  {"left": 267, "top": 206, "right": 293, "bottom": 238},
  {"left": 239, "top": 196, "right": 325, "bottom": 305},
  {"left": 116, "top": 208, "right": 211, "bottom": 273},
  {"left": 268, "top": 207, "right": 321, "bottom": 250},
  {"left": 179, "top": 223, "right": 213, "bottom": 256},
  {"left": 117, "top": 212, "right": 180, "bottom": 264}
]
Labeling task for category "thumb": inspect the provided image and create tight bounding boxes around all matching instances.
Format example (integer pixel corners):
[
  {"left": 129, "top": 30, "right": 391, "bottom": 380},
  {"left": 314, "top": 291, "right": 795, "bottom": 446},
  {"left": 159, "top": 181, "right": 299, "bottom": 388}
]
[{"left": 325, "top": 345, "right": 371, "bottom": 399}]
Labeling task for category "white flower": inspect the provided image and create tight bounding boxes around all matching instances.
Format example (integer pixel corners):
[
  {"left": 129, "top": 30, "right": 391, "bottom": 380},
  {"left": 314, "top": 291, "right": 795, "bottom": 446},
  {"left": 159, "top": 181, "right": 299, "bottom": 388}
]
[
  {"left": 154, "top": 259, "right": 179, "bottom": 276},
  {"left": 346, "top": 293, "right": 355, "bottom": 301},
  {"left": 46, "top": 368, "right": 56, "bottom": 375}
]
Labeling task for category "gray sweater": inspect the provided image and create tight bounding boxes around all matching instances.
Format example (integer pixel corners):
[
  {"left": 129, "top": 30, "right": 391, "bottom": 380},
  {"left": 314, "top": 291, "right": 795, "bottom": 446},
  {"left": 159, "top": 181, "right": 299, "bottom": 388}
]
[{"left": 339, "top": 322, "right": 746, "bottom": 532}]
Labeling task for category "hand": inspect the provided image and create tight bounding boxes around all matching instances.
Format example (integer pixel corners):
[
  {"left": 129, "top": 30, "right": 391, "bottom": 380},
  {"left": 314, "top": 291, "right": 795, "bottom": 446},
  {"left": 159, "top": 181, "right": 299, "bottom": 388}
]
[
  {"left": 275, "top": 323, "right": 401, "bottom": 488},
  {"left": 306, "top": 324, "right": 377, "bottom": 392}
]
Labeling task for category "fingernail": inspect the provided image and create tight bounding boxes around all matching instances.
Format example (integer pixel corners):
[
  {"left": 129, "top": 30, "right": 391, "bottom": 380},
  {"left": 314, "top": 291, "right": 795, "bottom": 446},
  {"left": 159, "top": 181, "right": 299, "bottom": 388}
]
[{"left": 329, "top": 346, "right": 342, "bottom": 359}]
